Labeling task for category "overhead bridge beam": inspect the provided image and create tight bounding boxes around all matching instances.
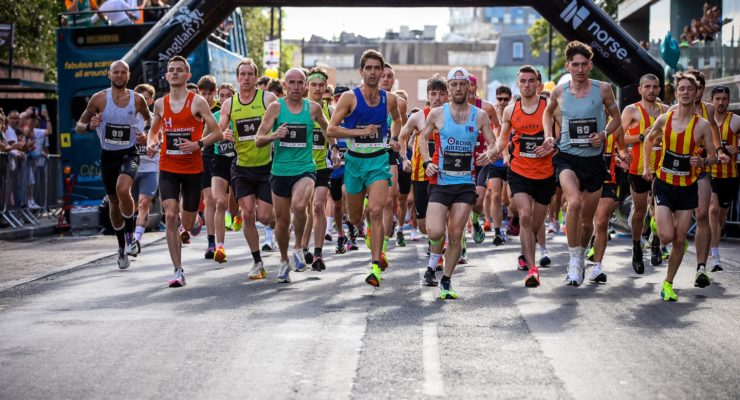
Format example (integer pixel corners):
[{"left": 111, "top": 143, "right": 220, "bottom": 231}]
[{"left": 123, "top": 0, "right": 662, "bottom": 105}]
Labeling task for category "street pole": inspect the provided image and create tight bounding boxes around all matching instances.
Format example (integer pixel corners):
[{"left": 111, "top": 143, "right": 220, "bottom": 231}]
[
  {"left": 548, "top": 23, "right": 553, "bottom": 82},
  {"left": 278, "top": 7, "right": 282, "bottom": 70}
]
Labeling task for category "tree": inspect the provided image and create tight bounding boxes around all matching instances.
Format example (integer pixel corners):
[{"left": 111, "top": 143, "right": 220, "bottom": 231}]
[
  {"left": 0, "top": 0, "right": 64, "bottom": 82},
  {"left": 241, "top": 7, "right": 295, "bottom": 77}
]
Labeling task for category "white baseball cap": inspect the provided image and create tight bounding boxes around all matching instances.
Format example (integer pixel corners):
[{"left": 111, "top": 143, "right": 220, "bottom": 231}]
[{"left": 447, "top": 67, "right": 470, "bottom": 82}]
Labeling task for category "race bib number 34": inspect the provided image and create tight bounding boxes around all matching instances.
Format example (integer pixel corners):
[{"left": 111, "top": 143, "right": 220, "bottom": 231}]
[{"left": 235, "top": 117, "right": 260, "bottom": 142}]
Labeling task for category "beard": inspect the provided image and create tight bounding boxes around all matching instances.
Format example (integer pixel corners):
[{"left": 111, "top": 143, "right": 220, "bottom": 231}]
[{"left": 112, "top": 81, "right": 127, "bottom": 89}]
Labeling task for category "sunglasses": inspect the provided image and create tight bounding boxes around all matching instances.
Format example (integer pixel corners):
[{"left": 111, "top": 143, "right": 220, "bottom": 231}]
[{"left": 497, "top": 97, "right": 510, "bottom": 102}]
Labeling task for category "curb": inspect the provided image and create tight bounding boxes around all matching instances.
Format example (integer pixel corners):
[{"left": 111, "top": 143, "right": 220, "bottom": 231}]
[
  {"left": 0, "top": 235, "right": 166, "bottom": 293},
  {"left": 0, "top": 223, "right": 58, "bottom": 241}
]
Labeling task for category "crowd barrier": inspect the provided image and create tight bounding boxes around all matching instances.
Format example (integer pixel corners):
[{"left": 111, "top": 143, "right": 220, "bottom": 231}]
[{"left": 0, "top": 152, "right": 63, "bottom": 229}]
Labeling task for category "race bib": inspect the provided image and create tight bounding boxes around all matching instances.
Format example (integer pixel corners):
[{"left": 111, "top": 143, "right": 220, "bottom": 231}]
[
  {"left": 661, "top": 150, "right": 691, "bottom": 176},
  {"left": 165, "top": 131, "right": 192, "bottom": 155},
  {"left": 568, "top": 118, "right": 597, "bottom": 148},
  {"left": 518, "top": 132, "right": 544, "bottom": 158},
  {"left": 104, "top": 123, "right": 131, "bottom": 146},
  {"left": 235, "top": 116, "right": 260, "bottom": 142},
  {"left": 442, "top": 151, "right": 472, "bottom": 176},
  {"left": 136, "top": 143, "right": 148, "bottom": 157},
  {"left": 279, "top": 124, "right": 307, "bottom": 148},
  {"left": 313, "top": 128, "right": 325, "bottom": 151},
  {"left": 354, "top": 124, "right": 384, "bottom": 148},
  {"left": 217, "top": 141, "right": 236, "bottom": 157}
]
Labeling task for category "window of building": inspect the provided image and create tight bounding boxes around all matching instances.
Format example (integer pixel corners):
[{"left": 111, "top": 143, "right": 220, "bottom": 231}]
[
  {"left": 528, "top": 14, "right": 537, "bottom": 25},
  {"left": 504, "top": 13, "right": 511, "bottom": 24},
  {"left": 515, "top": 17, "right": 524, "bottom": 25},
  {"left": 513, "top": 41, "right": 524, "bottom": 60}
]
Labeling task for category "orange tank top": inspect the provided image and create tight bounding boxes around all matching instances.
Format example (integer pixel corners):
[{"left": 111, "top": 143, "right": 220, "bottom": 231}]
[
  {"left": 628, "top": 102, "right": 664, "bottom": 175},
  {"left": 712, "top": 113, "right": 738, "bottom": 179},
  {"left": 510, "top": 97, "right": 552, "bottom": 179},
  {"left": 411, "top": 108, "right": 437, "bottom": 182},
  {"left": 657, "top": 111, "right": 699, "bottom": 187},
  {"left": 159, "top": 91, "right": 205, "bottom": 174}
]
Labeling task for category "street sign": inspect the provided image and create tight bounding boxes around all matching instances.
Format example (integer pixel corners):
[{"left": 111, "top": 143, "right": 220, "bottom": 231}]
[
  {"left": 263, "top": 38, "right": 280, "bottom": 69},
  {"left": 0, "top": 23, "right": 14, "bottom": 49}
]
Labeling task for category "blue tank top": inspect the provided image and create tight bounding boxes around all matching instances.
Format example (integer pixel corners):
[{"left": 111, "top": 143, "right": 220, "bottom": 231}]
[
  {"left": 559, "top": 80, "right": 606, "bottom": 157},
  {"left": 342, "top": 87, "right": 388, "bottom": 155},
  {"left": 436, "top": 104, "right": 478, "bottom": 185}
]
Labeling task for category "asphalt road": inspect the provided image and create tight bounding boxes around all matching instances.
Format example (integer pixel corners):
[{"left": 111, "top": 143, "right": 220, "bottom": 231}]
[{"left": 1, "top": 228, "right": 738, "bottom": 399}]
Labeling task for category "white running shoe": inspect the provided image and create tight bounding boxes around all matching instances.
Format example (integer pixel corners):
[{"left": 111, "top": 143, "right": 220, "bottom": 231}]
[
  {"left": 247, "top": 261, "right": 267, "bottom": 280},
  {"left": 117, "top": 249, "right": 130, "bottom": 270},
  {"left": 589, "top": 264, "right": 607, "bottom": 283},
  {"left": 276, "top": 261, "right": 291, "bottom": 283},
  {"left": 565, "top": 262, "right": 583, "bottom": 286}
]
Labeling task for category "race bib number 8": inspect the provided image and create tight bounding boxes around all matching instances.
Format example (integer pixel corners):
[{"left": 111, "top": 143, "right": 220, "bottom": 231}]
[
  {"left": 313, "top": 128, "right": 326, "bottom": 150},
  {"left": 569, "top": 118, "right": 597, "bottom": 148},
  {"left": 661, "top": 150, "right": 691, "bottom": 176}
]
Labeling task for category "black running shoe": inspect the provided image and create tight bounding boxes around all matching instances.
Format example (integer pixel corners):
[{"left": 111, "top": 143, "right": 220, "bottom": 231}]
[
  {"left": 349, "top": 239, "right": 359, "bottom": 251},
  {"left": 312, "top": 257, "right": 326, "bottom": 271},
  {"left": 650, "top": 236, "right": 662, "bottom": 266},
  {"left": 396, "top": 230, "right": 406, "bottom": 247},
  {"left": 336, "top": 236, "right": 348, "bottom": 254},
  {"left": 632, "top": 245, "right": 645, "bottom": 274},
  {"left": 423, "top": 269, "right": 438, "bottom": 286},
  {"left": 303, "top": 249, "right": 314, "bottom": 265},
  {"left": 493, "top": 233, "right": 505, "bottom": 246}
]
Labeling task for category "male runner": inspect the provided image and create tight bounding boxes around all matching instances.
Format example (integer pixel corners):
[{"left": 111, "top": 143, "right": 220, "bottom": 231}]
[
  {"left": 210, "top": 82, "right": 237, "bottom": 263},
  {"left": 300, "top": 67, "right": 339, "bottom": 271},
  {"left": 643, "top": 72, "right": 717, "bottom": 301},
  {"left": 132, "top": 83, "right": 158, "bottom": 249},
  {"left": 76, "top": 60, "right": 151, "bottom": 269},
  {"left": 146, "top": 55, "right": 223, "bottom": 287},
  {"left": 491, "top": 66, "right": 555, "bottom": 287},
  {"left": 708, "top": 86, "right": 739, "bottom": 272},
  {"left": 197, "top": 75, "right": 218, "bottom": 256},
  {"left": 418, "top": 67, "right": 496, "bottom": 299},
  {"left": 621, "top": 74, "right": 665, "bottom": 272},
  {"left": 328, "top": 49, "right": 403, "bottom": 287},
  {"left": 255, "top": 68, "right": 329, "bottom": 283},
  {"left": 488, "top": 85, "right": 512, "bottom": 246},
  {"left": 219, "top": 58, "right": 279, "bottom": 279},
  {"left": 542, "top": 41, "right": 622, "bottom": 287}
]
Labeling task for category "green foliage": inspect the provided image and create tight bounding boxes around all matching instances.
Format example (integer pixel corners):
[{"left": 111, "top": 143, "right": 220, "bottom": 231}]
[
  {"left": 0, "top": 0, "right": 64, "bottom": 82},
  {"left": 242, "top": 7, "right": 294, "bottom": 77}
]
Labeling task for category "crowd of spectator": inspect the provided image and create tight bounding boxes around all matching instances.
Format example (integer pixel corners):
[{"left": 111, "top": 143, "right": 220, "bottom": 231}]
[
  {"left": 680, "top": 3, "right": 723, "bottom": 45},
  {"left": 64, "top": 0, "right": 172, "bottom": 27}
]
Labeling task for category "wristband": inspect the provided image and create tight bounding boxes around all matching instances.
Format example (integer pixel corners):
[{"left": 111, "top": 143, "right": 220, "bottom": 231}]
[
  {"left": 331, "top": 144, "right": 340, "bottom": 152},
  {"left": 423, "top": 160, "right": 432, "bottom": 169}
]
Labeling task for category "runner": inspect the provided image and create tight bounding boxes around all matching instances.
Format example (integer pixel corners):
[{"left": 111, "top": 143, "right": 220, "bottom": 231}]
[
  {"left": 490, "top": 65, "right": 555, "bottom": 287},
  {"left": 417, "top": 67, "right": 496, "bottom": 299},
  {"left": 255, "top": 68, "right": 330, "bottom": 283},
  {"left": 708, "top": 86, "right": 739, "bottom": 272},
  {"left": 146, "top": 55, "right": 224, "bottom": 287},
  {"left": 642, "top": 71, "right": 717, "bottom": 300},
  {"left": 394, "top": 89, "right": 413, "bottom": 247},
  {"left": 132, "top": 83, "right": 158, "bottom": 249},
  {"left": 197, "top": 75, "right": 219, "bottom": 257},
  {"left": 542, "top": 41, "right": 622, "bottom": 287},
  {"left": 219, "top": 58, "right": 279, "bottom": 279},
  {"left": 75, "top": 60, "right": 151, "bottom": 269},
  {"left": 488, "top": 85, "right": 511, "bottom": 246},
  {"left": 299, "top": 67, "right": 340, "bottom": 271},
  {"left": 380, "top": 64, "right": 407, "bottom": 249},
  {"left": 328, "top": 49, "right": 403, "bottom": 287},
  {"left": 621, "top": 73, "right": 665, "bottom": 273},
  {"left": 209, "top": 82, "right": 237, "bottom": 263}
]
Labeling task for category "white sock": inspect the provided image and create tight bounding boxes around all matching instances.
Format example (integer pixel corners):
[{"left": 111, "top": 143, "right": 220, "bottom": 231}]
[
  {"left": 594, "top": 261, "right": 602, "bottom": 271},
  {"left": 710, "top": 247, "right": 720, "bottom": 258},
  {"left": 428, "top": 253, "right": 442, "bottom": 269},
  {"left": 569, "top": 247, "right": 580, "bottom": 265},
  {"left": 265, "top": 227, "right": 273, "bottom": 241},
  {"left": 327, "top": 217, "right": 334, "bottom": 231},
  {"left": 539, "top": 244, "right": 548, "bottom": 256},
  {"left": 134, "top": 226, "right": 145, "bottom": 242}
]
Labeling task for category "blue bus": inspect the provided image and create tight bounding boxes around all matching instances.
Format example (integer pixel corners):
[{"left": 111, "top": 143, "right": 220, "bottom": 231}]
[{"left": 56, "top": 8, "right": 248, "bottom": 202}]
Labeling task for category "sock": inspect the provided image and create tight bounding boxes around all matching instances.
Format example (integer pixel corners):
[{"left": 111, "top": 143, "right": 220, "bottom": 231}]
[
  {"left": 372, "top": 260, "right": 379, "bottom": 266},
  {"left": 252, "top": 251, "right": 262, "bottom": 264},
  {"left": 134, "top": 225, "right": 145, "bottom": 242},
  {"left": 208, "top": 234, "right": 215, "bottom": 247},
  {"left": 495, "top": 227, "right": 501, "bottom": 235},
  {"left": 383, "top": 236, "right": 389, "bottom": 253},
  {"left": 123, "top": 215, "right": 135, "bottom": 235},
  {"left": 114, "top": 225, "right": 125, "bottom": 250},
  {"left": 578, "top": 246, "right": 587, "bottom": 258},
  {"left": 594, "top": 261, "right": 602, "bottom": 270},
  {"left": 633, "top": 240, "right": 640, "bottom": 248},
  {"left": 440, "top": 275, "right": 451, "bottom": 286},
  {"left": 429, "top": 253, "right": 442, "bottom": 269},
  {"left": 697, "top": 263, "right": 705, "bottom": 271},
  {"left": 710, "top": 247, "right": 719, "bottom": 258},
  {"left": 314, "top": 247, "right": 322, "bottom": 258},
  {"left": 471, "top": 212, "right": 479, "bottom": 224},
  {"left": 327, "top": 217, "right": 334, "bottom": 231},
  {"left": 569, "top": 246, "right": 579, "bottom": 264},
  {"left": 539, "top": 244, "right": 548, "bottom": 256},
  {"left": 265, "top": 227, "right": 273, "bottom": 241},
  {"left": 217, "top": 242, "right": 224, "bottom": 248}
]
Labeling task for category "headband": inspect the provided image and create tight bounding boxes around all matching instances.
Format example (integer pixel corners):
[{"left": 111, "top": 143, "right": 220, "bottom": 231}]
[{"left": 307, "top": 73, "right": 327, "bottom": 82}]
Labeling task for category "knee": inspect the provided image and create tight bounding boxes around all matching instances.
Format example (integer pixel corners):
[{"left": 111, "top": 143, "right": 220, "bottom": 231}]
[
  {"left": 658, "top": 229, "right": 674, "bottom": 244},
  {"left": 241, "top": 206, "right": 256, "bottom": 222},
  {"left": 164, "top": 210, "right": 179, "bottom": 226},
  {"left": 313, "top": 201, "right": 325, "bottom": 217},
  {"left": 568, "top": 198, "right": 582, "bottom": 213},
  {"left": 214, "top": 196, "right": 228, "bottom": 211},
  {"left": 367, "top": 205, "right": 383, "bottom": 221},
  {"left": 695, "top": 209, "right": 709, "bottom": 223},
  {"left": 709, "top": 205, "right": 720, "bottom": 219},
  {"left": 518, "top": 211, "right": 532, "bottom": 228}
]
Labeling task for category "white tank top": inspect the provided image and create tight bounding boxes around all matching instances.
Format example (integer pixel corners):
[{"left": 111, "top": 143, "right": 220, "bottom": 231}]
[{"left": 97, "top": 88, "right": 138, "bottom": 151}]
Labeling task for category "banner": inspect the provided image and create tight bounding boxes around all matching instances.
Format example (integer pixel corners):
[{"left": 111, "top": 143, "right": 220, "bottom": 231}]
[
  {"left": 263, "top": 38, "right": 280, "bottom": 69},
  {"left": 0, "top": 23, "right": 13, "bottom": 49}
]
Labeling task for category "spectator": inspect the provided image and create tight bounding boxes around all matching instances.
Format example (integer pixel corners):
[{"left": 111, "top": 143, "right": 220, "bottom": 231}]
[
  {"left": 256, "top": 76, "right": 271, "bottom": 90},
  {"left": 21, "top": 110, "right": 51, "bottom": 209},
  {"left": 91, "top": 0, "right": 140, "bottom": 26},
  {"left": 142, "top": 0, "right": 169, "bottom": 23},
  {"left": 266, "top": 78, "right": 284, "bottom": 98},
  {"left": 65, "top": 0, "right": 100, "bottom": 27}
]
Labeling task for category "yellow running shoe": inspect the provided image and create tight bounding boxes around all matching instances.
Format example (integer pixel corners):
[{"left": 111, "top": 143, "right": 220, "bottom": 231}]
[
  {"left": 660, "top": 280, "right": 678, "bottom": 301},
  {"left": 214, "top": 246, "right": 227, "bottom": 263},
  {"left": 232, "top": 216, "right": 243, "bottom": 232},
  {"left": 365, "top": 263, "right": 382, "bottom": 287}
]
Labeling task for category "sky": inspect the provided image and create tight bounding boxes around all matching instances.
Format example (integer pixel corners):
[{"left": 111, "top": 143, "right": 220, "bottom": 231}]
[{"left": 282, "top": 8, "right": 451, "bottom": 41}]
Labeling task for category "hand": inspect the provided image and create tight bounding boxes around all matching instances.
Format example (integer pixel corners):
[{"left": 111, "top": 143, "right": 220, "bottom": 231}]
[
  {"left": 331, "top": 149, "right": 341, "bottom": 167},
  {"left": 718, "top": 153, "right": 730, "bottom": 164},
  {"left": 89, "top": 113, "right": 102, "bottom": 130},
  {"left": 542, "top": 136, "right": 555, "bottom": 151},
  {"left": 177, "top": 138, "right": 200, "bottom": 153},
  {"left": 146, "top": 144, "right": 159, "bottom": 158},
  {"left": 726, "top": 145, "right": 738, "bottom": 155},
  {"left": 40, "top": 108, "right": 49, "bottom": 120},
  {"left": 136, "top": 132, "right": 147, "bottom": 145},
  {"left": 534, "top": 145, "right": 553, "bottom": 158},
  {"left": 223, "top": 129, "right": 235, "bottom": 142},
  {"left": 424, "top": 162, "right": 439, "bottom": 177},
  {"left": 589, "top": 131, "right": 606, "bottom": 147},
  {"left": 402, "top": 158, "right": 411, "bottom": 173},
  {"left": 642, "top": 168, "right": 653, "bottom": 182},
  {"left": 689, "top": 156, "right": 702, "bottom": 167},
  {"left": 476, "top": 152, "right": 491, "bottom": 166},
  {"left": 359, "top": 125, "right": 378, "bottom": 137},
  {"left": 273, "top": 123, "right": 288, "bottom": 140},
  {"left": 621, "top": 151, "right": 633, "bottom": 164},
  {"left": 388, "top": 140, "right": 401, "bottom": 152}
]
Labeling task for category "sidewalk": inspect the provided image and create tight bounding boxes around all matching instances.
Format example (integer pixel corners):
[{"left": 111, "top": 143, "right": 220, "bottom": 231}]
[{"left": 0, "top": 231, "right": 165, "bottom": 292}]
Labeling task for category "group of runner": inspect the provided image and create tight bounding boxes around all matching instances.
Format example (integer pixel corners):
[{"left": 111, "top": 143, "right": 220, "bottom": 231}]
[{"left": 76, "top": 40, "right": 739, "bottom": 301}]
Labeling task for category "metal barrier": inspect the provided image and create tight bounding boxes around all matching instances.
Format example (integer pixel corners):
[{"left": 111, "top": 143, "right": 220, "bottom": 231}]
[{"left": 0, "top": 152, "right": 64, "bottom": 229}]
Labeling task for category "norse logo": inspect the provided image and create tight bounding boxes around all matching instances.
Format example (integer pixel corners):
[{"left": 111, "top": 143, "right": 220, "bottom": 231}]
[{"left": 560, "top": 0, "right": 590, "bottom": 30}]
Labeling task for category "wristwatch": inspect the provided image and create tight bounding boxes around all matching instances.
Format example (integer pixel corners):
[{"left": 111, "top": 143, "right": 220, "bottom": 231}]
[
  {"left": 639, "top": 134, "right": 645, "bottom": 142},
  {"left": 423, "top": 160, "right": 432, "bottom": 169},
  {"left": 197, "top": 140, "right": 204, "bottom": 148}
]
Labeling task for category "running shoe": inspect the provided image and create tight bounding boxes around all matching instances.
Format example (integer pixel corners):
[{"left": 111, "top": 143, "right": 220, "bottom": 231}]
[
  {"left": 276, "top": 261, "right": 291, "bottom": 283},
  {"left": 660, "top": 280, "right": 678, "bottom": 301},
  {"left": 348, "top": 239, "right": 359, "bottom": 251},
  {"left": 379, "top": 252, "right": 389, "bottom": 271},
  {"left": 710, "top": 255, "right": 723, "bottom": 272},
  {"left": 694, "top": 267, "right": 711, "bottom": 288},
  {"left": 586, "top": 246, "right": 595, "bottom": 262},
  {"left": 507, "top": 217, "right": 520, "bottom": 236},
  {"left": 205, "top": 244, "right": 216, "bottom": 260},
  {"left": 303, "top": 248, "right": 314, "bottom": 265},
  {"left": 168, "top": 268, "right": 186, "bottom": 287},
  {"left": 231, "top": 216, "right": 243, "bottom": 232},
  {"left": 125, "top": 237, "right": 141, "bottom": 257},
  {"left": 190, "top": 214, "right": 203, "bottom": 237},
  {"left": 661, "top": 246, "right": 669, "bottom": 260},
  {"left": 565, "top": 262, "right": 584, "bottom": 287},
  {"left": 336, "top": 236, "right": 348, "bottom": 254},
  {"left": 472, "top": 221, "right": 485, "bottom": 244},
  {"left": 493, "top": 233, "right": 505, "bottom": 246},
  {"left": 589, "top": 264, "right": 607, "bottom": 283},
  {"left": 650, "top": 235, "right": 662, "bottom": 266},
  {"left": 247, "top": 261, "right": 267, "bottom": 280},
  {"left": 225, "top": 212, "right": 233, "bottom": 231},
  {"left": 117, "top": 249, "right": 130, "bottom": 270},
  {"left": 517, "top": 255, "right": 528, "bottom": 271},
  {"left": 396, "top": 230, "right": 407, "bottom": 247},
  {"left": 410, "top": 228, "right": 422, "bottom": 241},
  {"left": 548, "top": 221, "right": 560, "bottom": 234},
  {"left": 348, "top": 224, "right": 358, "bottom": 241},
  {"left": 292, "top": 250, "right": 307, "bottom": 272},
  {"left": 436, "top": 255, "right": 444, "bottom": 271},
  {"left": 539, "top": 255, "right": 551, "bottom": 268},
  {"left": 483, "top": 220, "right": 492, "bottom": 232},
  {"left": 632, "top": 245, "right": 645, "bottom": 274},
  {"left": 423, "top": 269, "right": 438, "bottom": 286},
  {"left": 524, "top": 265, "right": 540, "bottom": 287},
  {"left": 179, "top": 226, "right": 190, "bottom": 244},
  {"left": 458, "top": 248, "right": 468, "bottom": 265},
  {"left": 261, "top": 238, "right": 275, "bottom": 251},
  {"left": 214, "top": 246, "right": 227, "bottom": 263},
  {"left": 311, "top": 257, "right": 326, "bottom": 272},
  {"left": 365, "top": 263, "right": 382, "bottom": 287},
  {"left": 325, "top": 233, "right": 333, "bottom": 242},
  {"left": 439, "top": 279, "right": 458, "bottom": 299}
]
